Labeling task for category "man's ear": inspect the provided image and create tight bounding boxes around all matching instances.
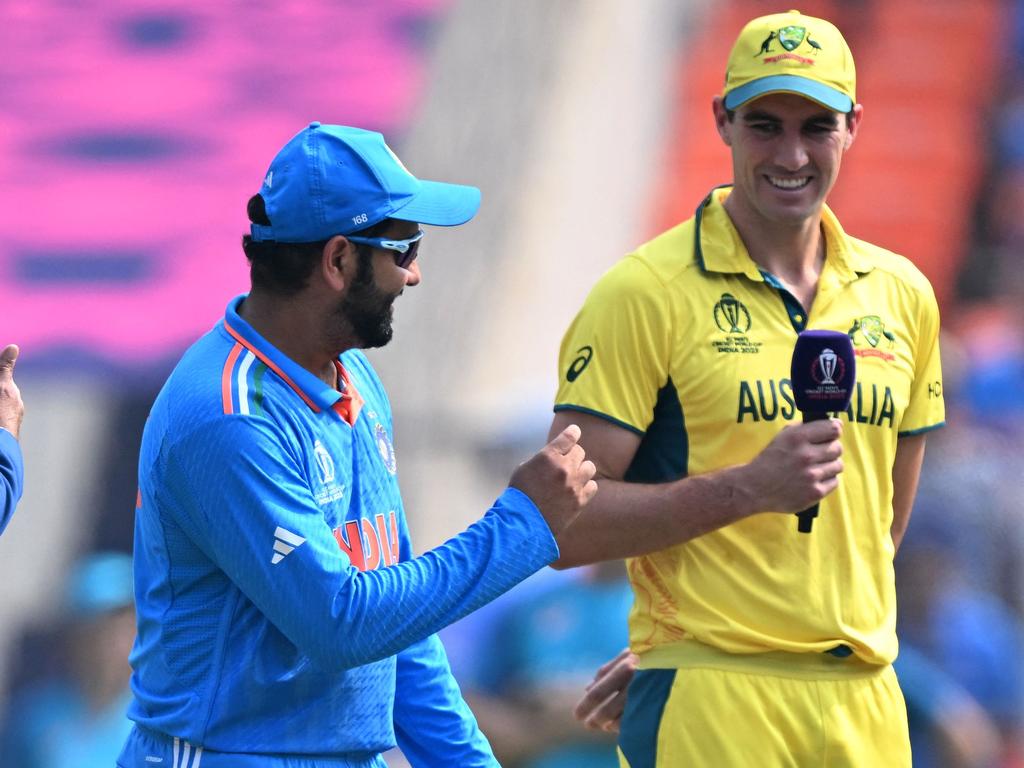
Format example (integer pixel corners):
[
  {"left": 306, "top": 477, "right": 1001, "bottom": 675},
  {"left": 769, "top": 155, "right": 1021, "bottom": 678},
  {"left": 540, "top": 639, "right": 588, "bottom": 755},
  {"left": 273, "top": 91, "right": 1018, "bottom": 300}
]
[
  {"left": 322, "top": 235, "right": 352, "bottom": 291},
  {"left": 712, "top": 95, "right": 733, "bottom": 147},
  {"left": 844, "top": 103, "right": 864, "bottom": 151}
]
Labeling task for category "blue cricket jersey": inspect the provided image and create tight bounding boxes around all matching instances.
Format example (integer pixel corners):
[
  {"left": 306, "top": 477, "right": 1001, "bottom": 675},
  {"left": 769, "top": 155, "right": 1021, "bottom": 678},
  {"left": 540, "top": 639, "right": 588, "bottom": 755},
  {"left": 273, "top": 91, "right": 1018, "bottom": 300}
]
[
  {"left": 0, "top": 428, "right": 23, "bottom": 535},
  {"left": 124, "top": 296, "right": 558, "bottom": 764}
]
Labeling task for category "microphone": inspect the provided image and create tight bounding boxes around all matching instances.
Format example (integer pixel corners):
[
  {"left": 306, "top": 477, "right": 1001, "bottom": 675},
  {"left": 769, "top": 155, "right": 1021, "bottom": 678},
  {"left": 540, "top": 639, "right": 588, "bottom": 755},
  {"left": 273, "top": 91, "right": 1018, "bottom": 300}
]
[{"left": 789, "top": 330, "right": 856, "bottom": 533}]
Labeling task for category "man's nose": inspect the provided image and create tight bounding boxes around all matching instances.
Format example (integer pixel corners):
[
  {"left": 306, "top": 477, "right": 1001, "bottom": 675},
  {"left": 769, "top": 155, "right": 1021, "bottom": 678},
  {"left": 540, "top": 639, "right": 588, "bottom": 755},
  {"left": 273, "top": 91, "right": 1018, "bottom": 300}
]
[
  {"left": 404, "top": 258, "right": 421, "bottom": 286},
  {"left": 775, "top": 133, "right": 810, "bottom": 171}
]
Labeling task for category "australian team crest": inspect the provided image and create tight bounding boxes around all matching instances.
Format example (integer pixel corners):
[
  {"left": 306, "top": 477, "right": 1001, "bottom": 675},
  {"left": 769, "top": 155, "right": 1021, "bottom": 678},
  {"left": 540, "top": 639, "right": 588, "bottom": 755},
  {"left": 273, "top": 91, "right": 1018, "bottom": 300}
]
[
  {"left": 847, "top": 315, "right": 897, "bottom": 361},
  {"left": 375, "top": 423, "right": 397, "bottom": 475},
  {"left": 778, "top": 25, "right": 807, "bottom": 51},
  {"left": 756, "top": 26, "right": 821, "bottom": 57}
]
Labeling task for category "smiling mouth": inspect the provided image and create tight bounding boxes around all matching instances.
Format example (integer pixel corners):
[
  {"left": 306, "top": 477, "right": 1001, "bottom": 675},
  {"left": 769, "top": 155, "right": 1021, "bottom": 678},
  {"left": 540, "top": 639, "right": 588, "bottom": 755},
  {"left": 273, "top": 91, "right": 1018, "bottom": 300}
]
[{"left": 766, "top": 175, "right": 811, "bottom": 190}]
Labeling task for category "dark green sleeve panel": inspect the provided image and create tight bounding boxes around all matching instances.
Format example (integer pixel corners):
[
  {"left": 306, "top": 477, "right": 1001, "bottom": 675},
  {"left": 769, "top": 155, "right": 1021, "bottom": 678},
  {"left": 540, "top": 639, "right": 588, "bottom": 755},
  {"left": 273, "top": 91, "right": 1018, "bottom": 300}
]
[{"left": 624, "top": 378, "right": 688, "bottom": 484}]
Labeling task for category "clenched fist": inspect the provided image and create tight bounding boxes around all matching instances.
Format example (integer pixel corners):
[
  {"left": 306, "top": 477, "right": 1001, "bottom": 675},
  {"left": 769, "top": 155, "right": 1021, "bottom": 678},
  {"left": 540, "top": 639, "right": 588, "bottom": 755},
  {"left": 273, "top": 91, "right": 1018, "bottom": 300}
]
[{"left": 509, "top": 424, "right": 598, "bottom": 536}]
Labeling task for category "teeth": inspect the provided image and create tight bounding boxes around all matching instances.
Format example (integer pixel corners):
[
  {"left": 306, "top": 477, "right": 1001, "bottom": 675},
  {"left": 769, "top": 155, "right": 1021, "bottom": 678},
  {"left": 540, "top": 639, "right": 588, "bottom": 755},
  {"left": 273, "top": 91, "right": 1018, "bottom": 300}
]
[{"left": 768, "top": 176, "right": 810, "bottom": 189}]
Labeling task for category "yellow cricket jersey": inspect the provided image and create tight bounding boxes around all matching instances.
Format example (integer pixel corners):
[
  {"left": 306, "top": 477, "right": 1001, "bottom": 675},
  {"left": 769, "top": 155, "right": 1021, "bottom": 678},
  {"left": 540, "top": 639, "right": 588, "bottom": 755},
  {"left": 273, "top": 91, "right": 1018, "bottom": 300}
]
[{"left": 555, "top": 187, "right": 945, "bottom": 666}]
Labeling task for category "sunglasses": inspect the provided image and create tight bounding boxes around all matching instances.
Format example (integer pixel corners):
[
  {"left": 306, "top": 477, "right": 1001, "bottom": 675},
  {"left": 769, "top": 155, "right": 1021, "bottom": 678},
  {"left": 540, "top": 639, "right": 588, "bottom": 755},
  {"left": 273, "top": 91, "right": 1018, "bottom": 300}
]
[{"left": 346, "top": 230, "right": 424, "bottom": 269}]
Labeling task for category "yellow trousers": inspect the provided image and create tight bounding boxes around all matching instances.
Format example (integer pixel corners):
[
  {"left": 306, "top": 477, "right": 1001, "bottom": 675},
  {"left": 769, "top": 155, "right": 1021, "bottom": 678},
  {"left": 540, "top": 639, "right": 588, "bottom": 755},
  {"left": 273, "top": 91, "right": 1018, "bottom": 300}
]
[{"left": 617, "top": 645, "right": 911, "bottom": 768}]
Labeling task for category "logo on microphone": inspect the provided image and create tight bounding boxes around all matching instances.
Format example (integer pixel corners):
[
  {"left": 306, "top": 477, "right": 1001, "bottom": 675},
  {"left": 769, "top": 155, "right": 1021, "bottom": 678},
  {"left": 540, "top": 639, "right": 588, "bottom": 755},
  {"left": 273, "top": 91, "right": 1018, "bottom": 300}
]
[{"left": 811, "top": 348, "right": 847, "bottom": 387}]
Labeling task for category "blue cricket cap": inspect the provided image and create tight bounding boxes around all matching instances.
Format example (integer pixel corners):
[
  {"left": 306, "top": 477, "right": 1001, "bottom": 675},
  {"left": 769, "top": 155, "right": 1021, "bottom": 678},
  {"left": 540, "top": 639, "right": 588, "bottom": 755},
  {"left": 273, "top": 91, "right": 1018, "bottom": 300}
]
[{"left": 250, "top": 122, "right": 482, "bottom": 242}]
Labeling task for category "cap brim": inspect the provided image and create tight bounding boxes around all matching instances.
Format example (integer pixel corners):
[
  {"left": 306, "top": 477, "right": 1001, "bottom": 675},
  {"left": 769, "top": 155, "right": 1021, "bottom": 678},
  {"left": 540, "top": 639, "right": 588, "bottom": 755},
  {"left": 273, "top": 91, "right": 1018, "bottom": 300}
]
[
  {"left": 389, "top": 179, "right": 481, "bottom": 228},
  {"left": 724, "top": 75, "right": 853, "bottom": 113}
]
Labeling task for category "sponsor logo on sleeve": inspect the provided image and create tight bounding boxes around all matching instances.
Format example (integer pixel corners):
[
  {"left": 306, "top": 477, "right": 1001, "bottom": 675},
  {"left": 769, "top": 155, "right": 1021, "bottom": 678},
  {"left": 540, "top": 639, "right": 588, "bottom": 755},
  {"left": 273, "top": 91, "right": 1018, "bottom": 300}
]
[
  {"left": 566, "top": 346, "right": 594, "bottom": 382},
  {"left": 271, "top": 526, "right": 306, "bottom": 564}
]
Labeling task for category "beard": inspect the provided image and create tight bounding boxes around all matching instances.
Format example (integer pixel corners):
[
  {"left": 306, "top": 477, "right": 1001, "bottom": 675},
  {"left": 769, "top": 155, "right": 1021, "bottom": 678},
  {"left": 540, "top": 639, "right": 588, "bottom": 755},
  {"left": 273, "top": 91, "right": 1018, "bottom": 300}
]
[{"left": 337, "top": 251, "right": 398, "bottom": 348}]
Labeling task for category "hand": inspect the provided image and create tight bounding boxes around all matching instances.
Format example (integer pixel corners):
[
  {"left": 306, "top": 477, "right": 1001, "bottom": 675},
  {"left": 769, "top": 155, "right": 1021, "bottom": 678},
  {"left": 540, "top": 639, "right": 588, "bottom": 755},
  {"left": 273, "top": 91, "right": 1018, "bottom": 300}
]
[
  {"left": 509, "top": 424, "right": 597, "bottom": 536},
  {"left": 574, "top": 648, "right": 638, "bottom": 733},
  {"left": 738, "top": 419, "right": 844, "bottom": 514},
  {"left": 0, "top": 345, "right": 24, "bottom": 439}
]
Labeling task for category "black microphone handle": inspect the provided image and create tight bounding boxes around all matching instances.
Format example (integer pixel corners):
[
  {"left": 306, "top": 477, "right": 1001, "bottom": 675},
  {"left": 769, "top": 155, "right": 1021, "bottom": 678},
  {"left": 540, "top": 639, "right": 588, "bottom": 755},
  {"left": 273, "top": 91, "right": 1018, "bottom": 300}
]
[{"left": 796, "top": 411, "right": 829, "bottom": 533}]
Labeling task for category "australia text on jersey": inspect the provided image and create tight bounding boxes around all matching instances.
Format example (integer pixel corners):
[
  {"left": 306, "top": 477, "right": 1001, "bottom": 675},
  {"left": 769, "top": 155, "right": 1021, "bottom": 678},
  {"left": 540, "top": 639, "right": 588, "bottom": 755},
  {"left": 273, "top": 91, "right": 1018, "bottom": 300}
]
[{"left": 737, "top": 378, "right": 895, "bottom": 427}]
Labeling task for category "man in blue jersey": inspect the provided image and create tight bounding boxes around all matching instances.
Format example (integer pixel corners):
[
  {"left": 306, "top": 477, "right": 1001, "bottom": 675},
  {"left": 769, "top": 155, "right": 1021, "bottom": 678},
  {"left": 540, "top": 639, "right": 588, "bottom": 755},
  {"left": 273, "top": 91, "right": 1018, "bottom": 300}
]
[
  {"left": 118, "top": 122, "right": 597, "bottom": 768},
  {"left": 0, "top": 343, "right": 24, "bottom": 535}
]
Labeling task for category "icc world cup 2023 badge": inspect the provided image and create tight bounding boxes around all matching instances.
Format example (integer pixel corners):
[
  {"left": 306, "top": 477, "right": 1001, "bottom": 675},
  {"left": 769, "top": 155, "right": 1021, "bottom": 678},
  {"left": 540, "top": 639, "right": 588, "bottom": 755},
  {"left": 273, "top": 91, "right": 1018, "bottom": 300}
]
[
  {"left": 811, "top": 347, "right": 847, "bottom": 391},
  {"left": 818, "top": 348, "right": 837, "bottom": 385}
]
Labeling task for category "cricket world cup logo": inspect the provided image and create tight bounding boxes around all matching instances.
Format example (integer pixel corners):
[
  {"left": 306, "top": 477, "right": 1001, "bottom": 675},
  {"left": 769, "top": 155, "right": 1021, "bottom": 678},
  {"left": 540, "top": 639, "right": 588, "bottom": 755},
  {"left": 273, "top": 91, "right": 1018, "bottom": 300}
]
[
  {"left": 314, "top": 439, "right": 335, "bottom": 484},
  {"left": 811, "top": 347, "right": 846, "bottom": 387},
  {"left": 714, "top": 293, "right": 752, "bottom": 334},
  {"left": 818, "top": 348, "right": 837, "bottom": 384}
]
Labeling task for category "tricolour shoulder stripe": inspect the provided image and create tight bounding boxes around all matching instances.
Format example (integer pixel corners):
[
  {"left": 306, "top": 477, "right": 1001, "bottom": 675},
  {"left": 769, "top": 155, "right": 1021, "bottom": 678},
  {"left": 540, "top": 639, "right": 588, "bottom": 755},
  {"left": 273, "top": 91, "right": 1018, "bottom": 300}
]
[
  {"left": 236, "top": 350, "right": 257, "bottom": 416},
  {"left": 224, "top": 319, "right": 320, "bottom": 412},
  {"left": 221, "top": 343, "right": 244, "bottom": 415}
]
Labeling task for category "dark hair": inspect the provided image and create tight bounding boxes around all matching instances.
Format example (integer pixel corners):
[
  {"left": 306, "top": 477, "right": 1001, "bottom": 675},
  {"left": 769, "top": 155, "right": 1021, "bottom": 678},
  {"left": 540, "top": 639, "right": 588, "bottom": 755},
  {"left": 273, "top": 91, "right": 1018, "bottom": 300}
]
[{"left": 241, "top": 194, "right": 392, "bottom": 296}]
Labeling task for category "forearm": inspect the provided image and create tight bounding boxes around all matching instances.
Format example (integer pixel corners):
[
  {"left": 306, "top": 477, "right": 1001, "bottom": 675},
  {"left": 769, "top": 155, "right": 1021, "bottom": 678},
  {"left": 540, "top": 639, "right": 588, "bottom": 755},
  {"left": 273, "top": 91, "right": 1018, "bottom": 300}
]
[
  {"left": 553, "top": 466, "right": 756, "bottom": 567},
  {"left": 891, "top": 434, "right": 926, "bottom": 553},
  {"left": 331, "top": 493, "right": 556, "bottom": 668}
]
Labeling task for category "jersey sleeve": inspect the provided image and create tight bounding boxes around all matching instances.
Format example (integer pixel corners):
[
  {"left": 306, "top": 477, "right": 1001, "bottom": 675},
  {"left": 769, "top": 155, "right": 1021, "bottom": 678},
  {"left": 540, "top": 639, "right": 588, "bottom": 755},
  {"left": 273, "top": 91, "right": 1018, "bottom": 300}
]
[
  {"left": 161, "top": 416, "right": 558, "bottom": 672},
  {"left": 554, "top": 256, "right": 672, "bottom": 434},
  {"left": 393, "top": 633, "right": 498, "bottom": 768},
  {"left": 0, "top": 429, "right": 24, "bottom": 535},
  {"left": 899, "top": 282, "right": 945, "bottom": 435}
]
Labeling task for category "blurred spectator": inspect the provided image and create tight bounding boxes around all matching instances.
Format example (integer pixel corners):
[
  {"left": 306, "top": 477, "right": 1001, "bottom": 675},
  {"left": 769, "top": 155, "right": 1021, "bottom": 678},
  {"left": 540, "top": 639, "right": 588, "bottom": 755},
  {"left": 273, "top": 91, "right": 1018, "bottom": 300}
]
[
  {"left": 1, "top": 552, "right": 135, "bottom": 768},
  {"left": 447, "top": 561, "right": 632, "bottom": 768},
  {"left": 897, "top": 512, "right": 1024, "bottom": 767},
  {"left": 896, "top": 643, "right": 1002, "bottom": 768}
]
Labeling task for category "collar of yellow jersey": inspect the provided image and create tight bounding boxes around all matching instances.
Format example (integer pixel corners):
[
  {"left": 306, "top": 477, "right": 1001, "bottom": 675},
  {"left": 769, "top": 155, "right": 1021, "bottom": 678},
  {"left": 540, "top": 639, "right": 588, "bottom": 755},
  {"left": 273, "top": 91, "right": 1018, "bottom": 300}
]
[{"left": 695, "top": 186, "right": 874, "bottom": 281}]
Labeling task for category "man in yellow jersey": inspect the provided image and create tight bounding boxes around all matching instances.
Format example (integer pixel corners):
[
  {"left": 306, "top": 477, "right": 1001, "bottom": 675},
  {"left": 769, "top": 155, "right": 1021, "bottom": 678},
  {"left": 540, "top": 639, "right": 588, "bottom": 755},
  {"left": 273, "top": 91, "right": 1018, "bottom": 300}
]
[{"left": 550, "top": 10, "right": 945, "bottom": 767}]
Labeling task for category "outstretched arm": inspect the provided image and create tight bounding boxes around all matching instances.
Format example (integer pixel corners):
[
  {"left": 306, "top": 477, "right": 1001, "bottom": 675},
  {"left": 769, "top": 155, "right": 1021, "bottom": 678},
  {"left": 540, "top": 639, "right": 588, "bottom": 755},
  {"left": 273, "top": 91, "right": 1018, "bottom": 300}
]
[{"left": 547, "top": 410, "right": 845, "bottom": 568}]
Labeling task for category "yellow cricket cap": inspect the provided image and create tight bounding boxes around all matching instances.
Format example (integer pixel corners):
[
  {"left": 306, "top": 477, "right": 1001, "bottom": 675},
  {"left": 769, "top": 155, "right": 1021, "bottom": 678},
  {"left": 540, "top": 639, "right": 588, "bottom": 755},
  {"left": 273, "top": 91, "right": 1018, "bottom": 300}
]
[{"left": 723, "top": 10, "right": 856, "bottom": 112}]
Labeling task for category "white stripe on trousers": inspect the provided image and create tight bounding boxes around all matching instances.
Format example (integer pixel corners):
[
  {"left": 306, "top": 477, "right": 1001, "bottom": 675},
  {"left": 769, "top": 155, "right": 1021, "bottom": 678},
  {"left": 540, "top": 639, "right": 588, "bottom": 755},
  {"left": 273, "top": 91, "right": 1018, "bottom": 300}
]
[{"left": 172, "top": 736, "right": 203, "bottom": 768}]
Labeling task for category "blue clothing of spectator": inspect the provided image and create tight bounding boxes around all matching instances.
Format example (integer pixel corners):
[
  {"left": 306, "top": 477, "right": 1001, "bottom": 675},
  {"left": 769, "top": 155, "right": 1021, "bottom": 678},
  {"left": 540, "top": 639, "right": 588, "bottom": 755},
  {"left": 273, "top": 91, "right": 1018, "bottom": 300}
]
[
  {"left": 3, "top": 685, "right": 134, "bottom": 768},
  {"left": 446, "top": 565, "right": 633, "bottom": 768},
  {"left": 930, "top": 587, "right": 1024, "bottom": 727},
  {"left": 0, "top": 427, "right": 24, "bottom": 534}
]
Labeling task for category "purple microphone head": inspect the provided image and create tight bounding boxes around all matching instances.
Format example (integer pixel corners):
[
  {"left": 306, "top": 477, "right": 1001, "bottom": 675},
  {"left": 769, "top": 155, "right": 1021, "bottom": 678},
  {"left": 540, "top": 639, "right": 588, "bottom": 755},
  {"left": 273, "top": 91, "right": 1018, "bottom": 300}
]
[{"left": 790, "top": 330, "right": 856, "bottom": 414}]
